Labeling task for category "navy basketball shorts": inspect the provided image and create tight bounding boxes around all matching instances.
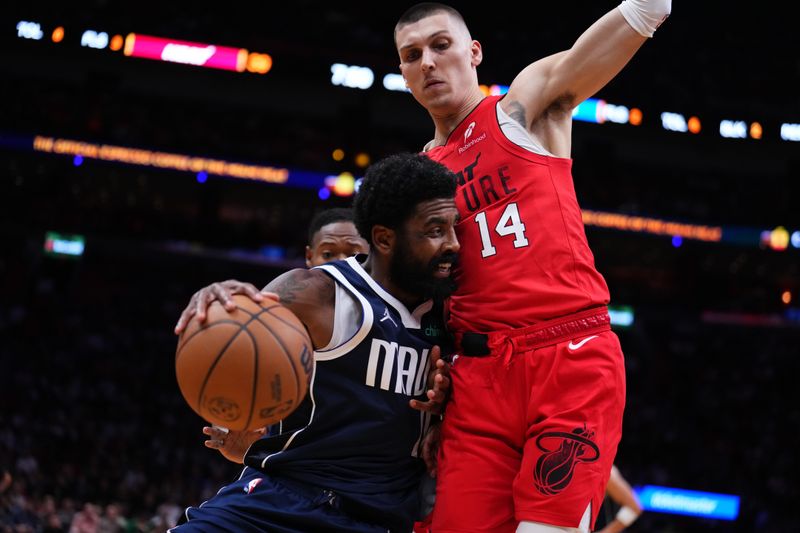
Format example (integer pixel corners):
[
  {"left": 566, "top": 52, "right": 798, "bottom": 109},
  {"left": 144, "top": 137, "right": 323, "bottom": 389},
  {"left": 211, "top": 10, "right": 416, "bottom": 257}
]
[{"left": 169, "top": 466, "right": 388, "bottom": 533}]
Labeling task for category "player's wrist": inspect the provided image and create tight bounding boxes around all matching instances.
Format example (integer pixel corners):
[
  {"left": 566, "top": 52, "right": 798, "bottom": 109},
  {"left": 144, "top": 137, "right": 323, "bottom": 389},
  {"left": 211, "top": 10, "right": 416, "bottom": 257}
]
[
  {"left": 615, "top": 505, "right": 641, "bottom": 527},
  {"left": 618, "top": 0, "right": 671, "bottom": 38}
]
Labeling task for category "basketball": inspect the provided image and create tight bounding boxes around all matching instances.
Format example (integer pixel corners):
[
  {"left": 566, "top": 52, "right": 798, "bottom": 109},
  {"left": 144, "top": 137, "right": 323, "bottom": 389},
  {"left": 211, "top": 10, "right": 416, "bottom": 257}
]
[{"left": 175, "top": 295, "right": 313, "bottom": 431}]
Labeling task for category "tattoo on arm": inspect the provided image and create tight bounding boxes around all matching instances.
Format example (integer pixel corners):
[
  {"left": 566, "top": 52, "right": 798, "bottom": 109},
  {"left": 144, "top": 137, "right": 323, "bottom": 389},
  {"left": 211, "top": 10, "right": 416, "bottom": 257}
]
[
  {"left": 506, "top": 100, "right": 528, "bottom": 129},
  {"left": 266, "top": 269, "right": 334, "bottom": 307},
  {"left": 275, "top": 272, "right": 311, "bottom": 304}
]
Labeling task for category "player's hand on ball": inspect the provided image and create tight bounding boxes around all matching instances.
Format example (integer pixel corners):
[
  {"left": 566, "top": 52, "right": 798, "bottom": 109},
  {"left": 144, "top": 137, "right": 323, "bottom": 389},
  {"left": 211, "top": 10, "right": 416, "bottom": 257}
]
[
  {"left": 175, "top": 280, "right": 278, "bottom": 334},
  {"left": 409, "top": 345, "right": 451, "bottom": 415},
  {"left": 203, "top": 425, "right": 267, "bottom": 464}
]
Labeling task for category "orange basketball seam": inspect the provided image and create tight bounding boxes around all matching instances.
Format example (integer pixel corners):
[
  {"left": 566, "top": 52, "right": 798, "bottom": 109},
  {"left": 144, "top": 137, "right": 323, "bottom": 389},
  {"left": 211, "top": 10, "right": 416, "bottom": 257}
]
[
  {"left": 250, "top": 314, "right": 305, "bottom": 410},
  {"left": 233, "top": 303, "right": 282, "bottom": 319},
  {"left": 196, "top": 315, "right": 263, "bottom": 429},
  {"left": 176, "top": 318, "right": 252, "bottom": 362},
  {"left": 236, "top": 324, "right": 260, "bottom": 431},
  {"left": 249, "top": 303, "right": 312, "bottom": 401}
]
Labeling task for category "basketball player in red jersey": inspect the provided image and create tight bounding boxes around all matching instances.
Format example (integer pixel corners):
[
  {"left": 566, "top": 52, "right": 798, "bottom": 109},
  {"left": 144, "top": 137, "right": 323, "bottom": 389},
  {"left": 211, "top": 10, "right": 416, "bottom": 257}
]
[{"left": 394, "top": 2, "right": 671, "bottom": 532}]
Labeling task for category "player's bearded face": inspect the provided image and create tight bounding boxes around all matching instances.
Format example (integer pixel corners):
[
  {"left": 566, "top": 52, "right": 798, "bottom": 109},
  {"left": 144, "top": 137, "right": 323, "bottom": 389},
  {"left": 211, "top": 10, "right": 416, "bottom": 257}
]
[{"left": 391, "top": 233, "right": 457, "bottom": 300}]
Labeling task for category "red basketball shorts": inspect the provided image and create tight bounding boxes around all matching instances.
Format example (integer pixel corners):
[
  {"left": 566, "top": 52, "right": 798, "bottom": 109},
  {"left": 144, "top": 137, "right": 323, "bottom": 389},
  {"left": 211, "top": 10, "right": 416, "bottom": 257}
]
[{"left": 431, "top": 307, "right": 625, "bottom": 532}]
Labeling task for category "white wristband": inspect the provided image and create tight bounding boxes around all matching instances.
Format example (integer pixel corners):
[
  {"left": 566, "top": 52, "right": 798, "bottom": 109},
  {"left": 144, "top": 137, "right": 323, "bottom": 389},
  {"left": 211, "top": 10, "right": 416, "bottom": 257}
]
[
  {"left": 618, "top": 0, "right": 672, "bottom": 38},
  {"left": 615, "top": 505, "right": 640, "bottom": 527}
]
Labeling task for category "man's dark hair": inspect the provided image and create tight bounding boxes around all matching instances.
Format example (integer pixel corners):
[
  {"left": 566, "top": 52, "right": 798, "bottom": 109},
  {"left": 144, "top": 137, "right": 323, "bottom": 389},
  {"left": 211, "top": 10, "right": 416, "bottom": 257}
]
[
  {"left": 307, "top": 207, "right": 355, "bottom": 244},
  {"left": 353, "top": 153, "right": 456, "bottom": 245},
  {"left": 395, "top": 3, "right": 467, "bottom": 43}
]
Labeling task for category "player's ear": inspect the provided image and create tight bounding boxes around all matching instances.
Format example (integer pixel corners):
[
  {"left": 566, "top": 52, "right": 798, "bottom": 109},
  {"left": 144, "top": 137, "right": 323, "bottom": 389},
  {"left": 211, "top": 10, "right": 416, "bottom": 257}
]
[
  {"left": 470, "top": 40, "right": 483, "bottom": 67},
  {"left": 305, "top": 245, "right": 313, "bottom": 268},
  {"left": 371, "top": 225, "right": 395, "bottom": 257}
]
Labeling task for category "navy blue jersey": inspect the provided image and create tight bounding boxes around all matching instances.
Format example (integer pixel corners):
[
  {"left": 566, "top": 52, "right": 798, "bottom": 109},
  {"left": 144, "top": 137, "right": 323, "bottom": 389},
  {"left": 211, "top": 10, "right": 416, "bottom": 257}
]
[{"left": 244, "top": 256, "right": 438, "bottom": 531}]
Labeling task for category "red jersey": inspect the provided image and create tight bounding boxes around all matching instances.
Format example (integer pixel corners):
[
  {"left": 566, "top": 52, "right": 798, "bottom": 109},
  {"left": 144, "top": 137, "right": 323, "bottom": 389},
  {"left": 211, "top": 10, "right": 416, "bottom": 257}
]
[{"left": 425, "top": 95, "right": 610, "bottom": 332}]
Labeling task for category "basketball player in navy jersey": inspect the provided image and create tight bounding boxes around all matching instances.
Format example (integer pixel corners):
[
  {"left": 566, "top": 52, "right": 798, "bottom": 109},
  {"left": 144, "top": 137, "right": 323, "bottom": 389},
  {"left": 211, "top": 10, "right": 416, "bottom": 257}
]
[{"left": 171, "top": 152, "right": 458, "bottom": 533}]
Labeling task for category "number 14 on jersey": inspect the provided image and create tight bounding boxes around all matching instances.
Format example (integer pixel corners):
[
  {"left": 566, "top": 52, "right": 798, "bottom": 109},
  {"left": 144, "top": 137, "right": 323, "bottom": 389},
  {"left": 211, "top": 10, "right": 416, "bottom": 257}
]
[{"left": 474, "top": 202, "right": 529, "bottom": 258}]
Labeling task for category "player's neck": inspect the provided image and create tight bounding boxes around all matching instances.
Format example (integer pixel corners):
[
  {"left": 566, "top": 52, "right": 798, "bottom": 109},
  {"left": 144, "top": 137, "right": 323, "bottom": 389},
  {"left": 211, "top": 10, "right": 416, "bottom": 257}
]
[{"left": 428, "top": 91, "right": 485, "bottom": 148}]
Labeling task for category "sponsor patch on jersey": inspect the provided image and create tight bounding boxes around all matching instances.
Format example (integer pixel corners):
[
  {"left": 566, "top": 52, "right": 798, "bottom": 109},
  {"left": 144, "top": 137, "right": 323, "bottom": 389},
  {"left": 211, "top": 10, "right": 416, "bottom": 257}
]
[
  {"left": 458, "top": 131, "right": 486, "bottom": 154},
  {"left": 464, "top": 121, "right": 476, "bottom": 142}
]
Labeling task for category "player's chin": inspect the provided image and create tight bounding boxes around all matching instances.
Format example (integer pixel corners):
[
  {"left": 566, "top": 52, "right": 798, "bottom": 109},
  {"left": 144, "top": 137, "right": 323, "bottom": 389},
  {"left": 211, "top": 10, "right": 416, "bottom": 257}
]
[{"left": 427, "top": 276, "right": 457, "bottom": 299}]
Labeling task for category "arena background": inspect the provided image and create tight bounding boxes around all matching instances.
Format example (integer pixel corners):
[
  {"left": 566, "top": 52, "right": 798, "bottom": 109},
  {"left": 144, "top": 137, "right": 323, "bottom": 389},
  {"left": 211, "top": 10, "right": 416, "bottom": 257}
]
[{"left": 2, "top": 2, "right": 798, "bottom": 531}]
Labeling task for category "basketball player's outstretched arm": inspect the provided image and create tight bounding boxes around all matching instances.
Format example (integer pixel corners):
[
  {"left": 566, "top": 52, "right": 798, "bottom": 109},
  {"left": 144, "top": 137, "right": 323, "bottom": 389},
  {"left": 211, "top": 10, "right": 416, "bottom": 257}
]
[
  {"left": 262, "top": 268, "right": 337, "bottom": 348},
  {"left": 503, "top": 0, "right": 670, "bottom": 153},
  {"left": 177, "top": 271, "right": 450, "bottom": 462}
]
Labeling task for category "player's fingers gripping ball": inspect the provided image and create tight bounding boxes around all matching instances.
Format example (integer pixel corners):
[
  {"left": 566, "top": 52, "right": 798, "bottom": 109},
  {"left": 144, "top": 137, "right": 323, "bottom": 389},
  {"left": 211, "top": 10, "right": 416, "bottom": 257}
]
[{"left": 176, "top": 294, "right": 313, "bottom": 431}]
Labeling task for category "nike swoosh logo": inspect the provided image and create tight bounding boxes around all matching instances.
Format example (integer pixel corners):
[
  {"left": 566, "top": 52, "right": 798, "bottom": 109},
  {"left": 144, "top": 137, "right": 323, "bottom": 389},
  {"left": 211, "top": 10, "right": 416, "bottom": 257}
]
[{"left": 567, "top": 335, "right": 599, "bottom": 351}]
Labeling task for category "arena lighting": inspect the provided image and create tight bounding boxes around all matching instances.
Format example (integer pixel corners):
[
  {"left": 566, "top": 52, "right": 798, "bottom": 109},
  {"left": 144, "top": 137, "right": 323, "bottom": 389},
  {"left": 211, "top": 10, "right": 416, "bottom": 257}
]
[
  {"left": 780, "top": 123, "right": 800, "bottom": 141},
  {"left": 245, "top": 53, "right": 272, "bottom": 74},
  {"left": 14, "top": 133, "right": 800, "bottom": 245},
  {"left": 331, "top": 63, "right": 374, "bottom": 89},
  {"left": 124, "top": 33, "right": 249, "bottom": 72},
  {"left": 602, "top": 103, "right": 630, "bottom": 124},
  {"left": 52, "top": 27, "right": 65, "bottom": 43},
  {"left": 81, "top": 30, "right": 109, "bottom": 49},
  {"left": 109, "top": 34, "right": 123, "bottom": 51},
  {"left": 44, "top": 232, "right": 85, "bottom": 258},
  {"left": 635, "top": 486, "right": 739, "bottom": 520},
  {"left": 477, "top": 84, "right": 510, "bottom": 96},
  {"left": 573, "top": 99, "right": 604, "bottom": 123},
  {"left": 324, "top": 172, "right": 356, "bottom": 196},
  {"left": 661, "top": 111, "right": 688, "bottom": 132},
  {"left": 791, "top": 230, "right": 800, "bottom": 249},
  {"left": 765, "top": 226, "right": 790, "bottom": 251},
  {"left": 16, "top": 20, "right": 43, "bottom": 40},
  {"left": 608, "top": 305, "right": 634, "bottom": 327},
  {"left": 759, "top": 226, "right": 790, "bottom": 251},
  {"left": 383, "top": 73, "right": 409, "bottom": 92},
  {"left": 582, "top": 210, "right": 722, "bottom": 242},
  {"left": 720, "top": 120, "right": 747, "bottom": 139},
  {"left": 570, "top": 99, "right": 633, "bottom": 124},
  {"left": 354, "top": 152, "right": 370, "bottom": 168},
  {"left": 32, "top": 135, "right": 290, "bottom": 184}
]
